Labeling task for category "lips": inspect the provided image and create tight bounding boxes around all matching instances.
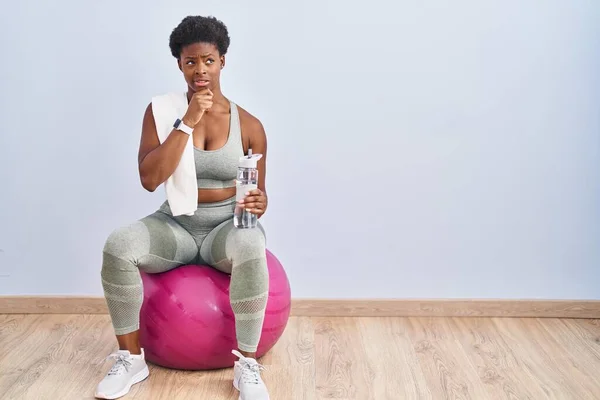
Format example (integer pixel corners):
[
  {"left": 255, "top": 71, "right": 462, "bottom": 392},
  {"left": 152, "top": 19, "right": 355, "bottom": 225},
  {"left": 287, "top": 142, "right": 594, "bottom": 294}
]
[{"left": 194, "top": 80, "right": 209, "bottom": 87}]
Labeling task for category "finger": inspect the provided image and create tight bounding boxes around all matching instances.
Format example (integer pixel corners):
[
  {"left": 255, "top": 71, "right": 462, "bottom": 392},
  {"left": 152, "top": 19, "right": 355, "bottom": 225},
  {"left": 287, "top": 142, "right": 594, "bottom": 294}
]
[
  {"left": 238, "top": 194, "right": 253, "bottom": 202},
  {"left": 244, "top": 189, "right": 263, "bottom": 197},
  {"left": 240, "top": 195, "right": 265, "bottom": 206},
  {"left": 243, "top": 201, "right": 262, "bottom": 209},
  {"left": 239, "top": 195, "right": 259, "bottom": 203},
  {"left": 245, "top": 200, "right": 267, "bottom": 210},
  {"left": 195, "top": 93, "right": 212, "bottom": 101}
]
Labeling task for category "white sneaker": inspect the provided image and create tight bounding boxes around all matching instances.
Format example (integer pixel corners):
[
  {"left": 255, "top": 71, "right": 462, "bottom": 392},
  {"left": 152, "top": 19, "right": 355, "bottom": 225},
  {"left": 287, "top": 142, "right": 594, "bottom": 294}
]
[
  {"left": 232, "top": 350, "right": 270, "bottom": 400},
  {"left": 95, "top": 349, "right": 149, "bottom": 399}
]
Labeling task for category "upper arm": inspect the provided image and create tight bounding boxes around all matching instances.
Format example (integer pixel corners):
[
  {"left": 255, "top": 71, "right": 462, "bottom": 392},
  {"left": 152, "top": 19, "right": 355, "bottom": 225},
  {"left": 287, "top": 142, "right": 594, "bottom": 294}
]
[
  {"left": 138, "top": 102, "right": 161, "bottom": 166},
  {"left": 247, "top": 117, "right": 268, "bottom": 193}
]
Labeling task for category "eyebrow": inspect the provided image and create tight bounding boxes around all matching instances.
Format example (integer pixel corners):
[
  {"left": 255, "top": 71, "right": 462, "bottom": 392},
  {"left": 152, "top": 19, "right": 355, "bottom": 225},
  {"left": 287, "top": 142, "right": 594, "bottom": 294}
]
[{"left": 185, "top": 53, "right": 213, "bottom": 59}]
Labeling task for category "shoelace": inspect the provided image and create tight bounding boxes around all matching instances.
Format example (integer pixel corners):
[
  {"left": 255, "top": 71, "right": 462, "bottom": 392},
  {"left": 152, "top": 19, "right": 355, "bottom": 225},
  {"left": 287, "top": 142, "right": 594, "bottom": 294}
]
[
  {"left": 232, "top": 349, "right": 267, "bottom": 385},
  {"left": 106, "top": 353, "right": 133, "bottom": 376},
  {"left": 240, "top": 361, "right": 266, "bottom": 384}
]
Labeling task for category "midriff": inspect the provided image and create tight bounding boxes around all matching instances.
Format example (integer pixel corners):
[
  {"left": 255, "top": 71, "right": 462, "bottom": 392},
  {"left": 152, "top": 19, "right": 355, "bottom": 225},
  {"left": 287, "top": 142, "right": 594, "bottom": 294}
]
[{"left": 198, "top": 187, "right": 236, "bottom": 203}]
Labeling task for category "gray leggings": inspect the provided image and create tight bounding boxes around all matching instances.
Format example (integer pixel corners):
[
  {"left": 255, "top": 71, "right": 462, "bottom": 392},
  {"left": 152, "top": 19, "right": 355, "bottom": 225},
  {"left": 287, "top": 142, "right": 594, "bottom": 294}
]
[{"left": 100, "top": 196, "right": 268, "bottom": 352}]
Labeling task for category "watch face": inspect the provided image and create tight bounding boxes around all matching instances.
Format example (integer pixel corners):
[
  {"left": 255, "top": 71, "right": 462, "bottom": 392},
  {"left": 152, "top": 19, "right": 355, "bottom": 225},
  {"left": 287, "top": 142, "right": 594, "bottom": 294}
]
[{"left": 173, "top": 118, "right": 182, "bottom": 128}]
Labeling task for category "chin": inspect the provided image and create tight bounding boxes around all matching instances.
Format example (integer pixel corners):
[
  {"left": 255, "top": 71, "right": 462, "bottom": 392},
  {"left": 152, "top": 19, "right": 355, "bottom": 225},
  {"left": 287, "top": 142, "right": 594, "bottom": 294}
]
[{"left": 190, "top": 84, "right": 211, "bottom": 92}]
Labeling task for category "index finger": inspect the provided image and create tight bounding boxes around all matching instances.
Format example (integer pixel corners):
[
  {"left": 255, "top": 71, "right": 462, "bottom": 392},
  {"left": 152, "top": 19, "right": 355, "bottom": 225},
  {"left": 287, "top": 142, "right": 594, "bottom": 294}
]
[{"left": 196, "top": 88, "right": 212, "bottom": 96}]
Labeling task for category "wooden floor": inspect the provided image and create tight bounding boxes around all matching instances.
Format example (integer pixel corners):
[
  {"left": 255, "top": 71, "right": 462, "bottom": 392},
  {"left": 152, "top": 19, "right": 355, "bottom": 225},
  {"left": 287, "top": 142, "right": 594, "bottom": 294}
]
[{"left": 1, "top": 315, "right": 599, "bottom": 399}]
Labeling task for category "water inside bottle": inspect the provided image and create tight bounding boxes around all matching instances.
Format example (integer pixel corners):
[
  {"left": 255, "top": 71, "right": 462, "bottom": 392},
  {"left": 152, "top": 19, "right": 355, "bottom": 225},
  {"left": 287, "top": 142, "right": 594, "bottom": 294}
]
[
  {"left": 234, "top": 172, "right": 259, "bottom": 229},
  {"left": 234, "top": 151, "right": 262, "bottom": 229},
  {"left": 233, "top": 205, "right": 257, "bottom": 228}
]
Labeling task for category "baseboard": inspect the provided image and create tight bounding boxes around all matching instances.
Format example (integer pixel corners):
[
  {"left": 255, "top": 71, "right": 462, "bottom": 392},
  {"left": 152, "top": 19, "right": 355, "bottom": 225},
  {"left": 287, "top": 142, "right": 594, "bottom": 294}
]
[
  {"left": 1, "top": 296, "right": 599, "bottom": 318},
  {"left": 291, "top": 299, "right": 600, "bottom": 318}
]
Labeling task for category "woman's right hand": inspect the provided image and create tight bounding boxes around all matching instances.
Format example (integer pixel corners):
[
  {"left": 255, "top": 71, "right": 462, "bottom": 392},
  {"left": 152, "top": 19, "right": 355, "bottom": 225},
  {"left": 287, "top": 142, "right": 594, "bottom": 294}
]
[{"left": 182, "top": 89, "right": 213, "bottom": 127}]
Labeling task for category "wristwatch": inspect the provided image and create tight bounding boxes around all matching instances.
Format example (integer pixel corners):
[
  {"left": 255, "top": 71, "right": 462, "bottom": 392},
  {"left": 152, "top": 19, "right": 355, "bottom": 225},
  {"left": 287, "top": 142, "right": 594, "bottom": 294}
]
[{"left": 173, "top": 118, "right": 193, "bottom": 135}]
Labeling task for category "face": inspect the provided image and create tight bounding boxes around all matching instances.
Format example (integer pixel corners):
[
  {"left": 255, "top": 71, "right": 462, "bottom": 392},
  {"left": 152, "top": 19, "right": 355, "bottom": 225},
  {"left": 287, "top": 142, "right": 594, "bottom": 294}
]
[{"left": 178, "top": 42, "right": 225, "bottom": 93}]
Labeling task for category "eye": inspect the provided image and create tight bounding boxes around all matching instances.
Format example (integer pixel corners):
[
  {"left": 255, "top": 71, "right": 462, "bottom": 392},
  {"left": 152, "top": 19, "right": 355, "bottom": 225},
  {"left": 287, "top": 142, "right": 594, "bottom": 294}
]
[
  {"left": 186, "top": 60, "right": 195, "bottom": 65},
  {"left": 206, "top": 58, "right": 215, "bottom": 64}
]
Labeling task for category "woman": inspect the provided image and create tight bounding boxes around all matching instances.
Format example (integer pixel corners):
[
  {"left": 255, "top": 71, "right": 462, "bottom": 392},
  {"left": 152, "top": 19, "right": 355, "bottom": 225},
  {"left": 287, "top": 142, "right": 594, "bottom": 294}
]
[{"left": 95, "top": 15, "right": 271, "bottom": 400}]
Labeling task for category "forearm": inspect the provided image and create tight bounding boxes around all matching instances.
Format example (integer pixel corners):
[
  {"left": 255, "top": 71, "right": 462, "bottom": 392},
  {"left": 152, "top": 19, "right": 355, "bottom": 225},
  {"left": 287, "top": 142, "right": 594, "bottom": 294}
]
[{"left": 139, "top": 129, "right": 190, "bottom": 192}]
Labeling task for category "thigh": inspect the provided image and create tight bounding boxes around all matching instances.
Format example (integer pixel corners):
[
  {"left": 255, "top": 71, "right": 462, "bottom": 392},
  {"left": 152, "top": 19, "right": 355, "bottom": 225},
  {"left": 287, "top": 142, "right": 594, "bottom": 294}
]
[
  {"left": 104, "top": 210, "right": 199, "bottom": 274},
  {"left": 199, "top": 219, "right": 266, "bottom": 274},
  {"left": 137, "top": 211, "right": 200, "bottom": 273}
]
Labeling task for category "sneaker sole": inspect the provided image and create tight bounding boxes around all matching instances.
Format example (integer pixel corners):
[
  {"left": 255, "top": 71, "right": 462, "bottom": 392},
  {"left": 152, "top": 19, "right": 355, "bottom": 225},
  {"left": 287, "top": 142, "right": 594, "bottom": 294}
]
[
  {"left": 233, "top": 378, "right": 270, "bottom": 400},
  {"left": 236, "top": 395, "right": 271, "bottom": 400},
  {"left": 95, "top": 366, "right": 150, "bottom": 399}
]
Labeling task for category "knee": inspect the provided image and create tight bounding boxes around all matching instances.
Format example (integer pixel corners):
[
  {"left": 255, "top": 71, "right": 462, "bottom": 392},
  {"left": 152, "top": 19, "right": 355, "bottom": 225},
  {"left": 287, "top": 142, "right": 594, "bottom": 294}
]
[
  {"left": 104, "top": 222, "right": 148, "bottom": 256},
  {"left": 227, "top": 228, "right": 266, "bottom": 263},
  {"left": 101, "top": 222, "right": 149, "bottom": 274}
]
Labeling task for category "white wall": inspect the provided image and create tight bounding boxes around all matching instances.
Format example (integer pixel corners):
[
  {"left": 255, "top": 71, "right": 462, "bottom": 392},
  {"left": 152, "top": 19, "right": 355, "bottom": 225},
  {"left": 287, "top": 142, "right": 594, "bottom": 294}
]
[{"left": 1, "top": 0, "right": 598, "bottom": 299}]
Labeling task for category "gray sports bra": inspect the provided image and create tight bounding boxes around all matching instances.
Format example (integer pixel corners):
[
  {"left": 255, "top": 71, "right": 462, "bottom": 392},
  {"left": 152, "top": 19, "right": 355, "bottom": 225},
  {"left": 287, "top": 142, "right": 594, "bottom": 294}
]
[{"left": 194, "top": 101, "right": 243, "bottom": 189}]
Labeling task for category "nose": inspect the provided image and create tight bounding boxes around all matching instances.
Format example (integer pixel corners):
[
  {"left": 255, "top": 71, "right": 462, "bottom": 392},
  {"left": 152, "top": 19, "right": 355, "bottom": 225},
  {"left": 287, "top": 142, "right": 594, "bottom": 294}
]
[{"left": 195, "top": 62, "right": 208, "bottom": 75}]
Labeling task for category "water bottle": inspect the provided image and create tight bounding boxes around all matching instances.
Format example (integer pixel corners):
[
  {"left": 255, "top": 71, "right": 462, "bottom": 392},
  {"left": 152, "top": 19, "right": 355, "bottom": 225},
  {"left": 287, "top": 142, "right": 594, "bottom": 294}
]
[{"left": 234, "top": 149, "right": 263, "bottom": 228}]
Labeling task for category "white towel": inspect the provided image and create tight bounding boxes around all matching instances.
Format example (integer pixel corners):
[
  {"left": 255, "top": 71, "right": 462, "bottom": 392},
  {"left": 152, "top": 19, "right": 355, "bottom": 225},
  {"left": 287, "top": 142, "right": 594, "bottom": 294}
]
[{"left": 150, "top": 92, "right": 198, "bottom": 216}]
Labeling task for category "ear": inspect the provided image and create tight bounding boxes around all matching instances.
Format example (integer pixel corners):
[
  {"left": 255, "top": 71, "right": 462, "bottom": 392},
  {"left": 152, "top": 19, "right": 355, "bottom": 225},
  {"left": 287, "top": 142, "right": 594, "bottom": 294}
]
[{"left": 220, "top": 55, "right": 226, "bottom": 69}]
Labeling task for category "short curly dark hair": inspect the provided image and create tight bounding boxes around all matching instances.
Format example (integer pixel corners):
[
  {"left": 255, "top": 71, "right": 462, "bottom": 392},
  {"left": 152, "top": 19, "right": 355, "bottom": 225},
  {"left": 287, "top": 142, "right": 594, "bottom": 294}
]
[{"left": 169, "top": 15, "right": 230, "bottom": 59}]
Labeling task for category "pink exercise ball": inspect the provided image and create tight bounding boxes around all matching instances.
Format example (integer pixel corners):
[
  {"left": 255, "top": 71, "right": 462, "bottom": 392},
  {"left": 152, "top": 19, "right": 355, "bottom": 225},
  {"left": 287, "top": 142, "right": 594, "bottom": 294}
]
[{"left": 138, "top": 249, "right": 291, "bottom": 370}]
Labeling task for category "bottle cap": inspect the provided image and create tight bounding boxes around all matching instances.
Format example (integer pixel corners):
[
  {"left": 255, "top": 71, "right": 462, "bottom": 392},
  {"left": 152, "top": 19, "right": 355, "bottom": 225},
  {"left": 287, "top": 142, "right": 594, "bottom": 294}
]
[{"left": 238, "top": 148, "right": 263, "bottom": 168}]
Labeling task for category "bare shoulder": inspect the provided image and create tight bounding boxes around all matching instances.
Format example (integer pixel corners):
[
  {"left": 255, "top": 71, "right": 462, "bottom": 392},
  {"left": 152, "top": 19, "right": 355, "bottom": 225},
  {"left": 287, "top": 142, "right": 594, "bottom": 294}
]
[
  {"left": 236, "top": 104, "right": 265, "bottom": 135},
  {"left": 235, "top": 103, "right": 267, "bottom": 153},
  {"left": 141, "top": 102, "right": 158, "bottom": 137},
  {"left": 143, "top": 102, "right": 154, "bottom": 121},
  {"left": 138, "top": 102, "right": 160, "bottom": 165}
]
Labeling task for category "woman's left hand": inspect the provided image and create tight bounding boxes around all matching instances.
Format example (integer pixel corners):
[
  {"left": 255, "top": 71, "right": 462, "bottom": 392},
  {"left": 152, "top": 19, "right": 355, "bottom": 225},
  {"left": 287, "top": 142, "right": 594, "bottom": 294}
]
[{"left": 239, "top": 189, "right": 268, "bottom": 216}]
